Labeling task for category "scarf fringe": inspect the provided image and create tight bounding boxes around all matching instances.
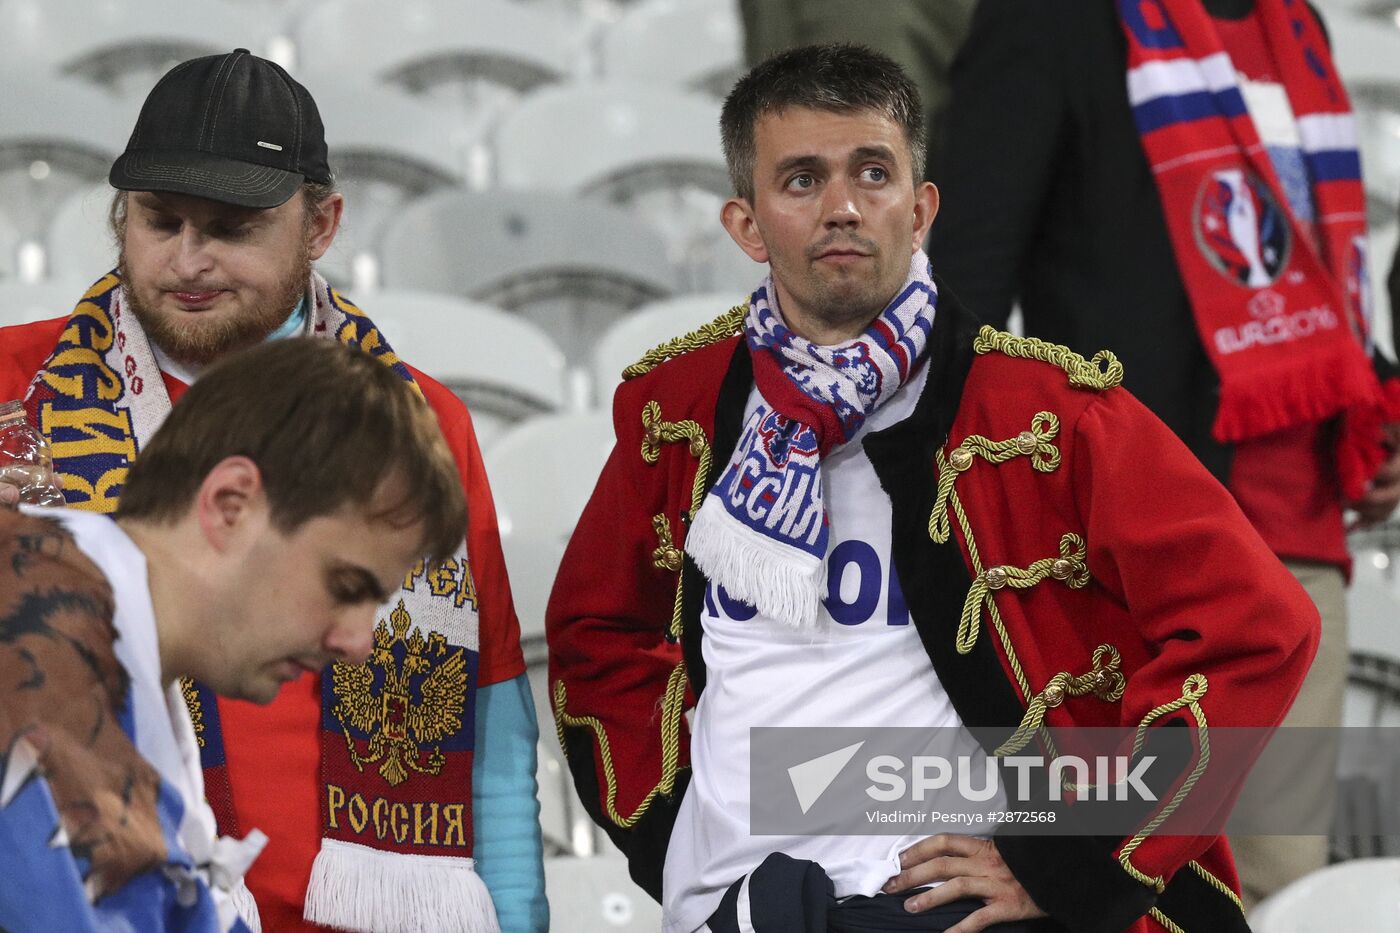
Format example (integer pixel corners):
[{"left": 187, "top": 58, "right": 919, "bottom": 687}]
[
  {"left": 1336, "top": 375, "right": 1400, "bottom": 502},
  {"left": 304, "top": 840, "right": 499, "bottom": 933},
  {"left": 227, "top": 879, "right": 262, "bottom": 933},
  {"left": 1212, "top": 343, "right": 1381, "bottom": 443},
  {"left": 687, "top": 500, "right": 824, "bottom": 630}
]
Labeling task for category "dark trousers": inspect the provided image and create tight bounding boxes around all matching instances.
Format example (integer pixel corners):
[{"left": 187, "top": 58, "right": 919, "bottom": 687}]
[
  {"left": 829, "top": 892, "right": 1037, "bottom": 932},
  {"left": 705, "top": 854, "right": 1043, "bottom": 933}
]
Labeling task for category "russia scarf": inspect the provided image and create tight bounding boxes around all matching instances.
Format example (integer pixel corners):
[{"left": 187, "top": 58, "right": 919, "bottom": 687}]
[
  {"left": 21, "top": 272, "right": 498, "bottom": 933},
  {"left": 685, "top": 252, "right": 936, "bottom": 629},
  {"left": 1119, "top": 0, "right": 1400, "bottom": 500}
]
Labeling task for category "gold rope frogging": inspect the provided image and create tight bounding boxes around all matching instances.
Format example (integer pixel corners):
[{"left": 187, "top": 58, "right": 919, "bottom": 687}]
[
  {"left": 552, "top": 667, "right": 688, "bottom": 829},
  {"left": 957, "top": 533, "right": 1090, "bottom": 657},
  {"left": 931, "top": 337, "right": 1226, "bottom": 914},
  {"left": 640, "top": 401, "right": 715, "bottom": 640},
  {"left": 1189, "top": 860, "right": 1246, "bottom": 914},
  {"left": 1148, "top": 908, "right": 1187, "bottom": 933},
  {"left": 1117, "top": 674, "right": 1211, "bottom": 892},
  {"left": 179, "top": 678, "right": 206, "bottom": 750},
  {"left": 929, "top": 412, "right": 1061, "bottom": 544},
  {"left": 994, "top": 645, "right": 1125, "bottom": 757},
  {"left": 652, "top": 514, "right": 683, "bottom": 572},
  {"left": 622, "top": 305, "right": 747, "bottom": 380},
  {"left": 972, "top": 325, "right": 1124, "bottom": 390},
  {"left": 552, "top": 400, "right": 714, "bottom": 828},
  {"left": 935, "top": 453, "right": 1035, "bottom": 705},
  {"left": 927, "top": 410, "right": 1122, "bottom": 765}
]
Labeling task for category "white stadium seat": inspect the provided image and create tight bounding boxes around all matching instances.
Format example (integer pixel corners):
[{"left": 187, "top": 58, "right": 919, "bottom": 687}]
[
  {"left": 602, "top": 0, "right": 744, "bottom": 99},
  {"left": 1329, "top": 14, "right": 1400, "bottom": 87},
  {"left": 494, "top": 82, "right": 756, "bottom": 294},
  {"left": 1329, "top": 17, "right": 1400, "bottom": 219},
  {"left": 535, "top": 739, "right": 577, "bottom": 856},
  {"left": 1346, "top": 570, "right": 1400, "bottom": 671},
  {"left": 46, "top": 183, "right": 118, "bottom": 283},
  {"left": 298, "top": 81, "right": 467, "bottom": 290},
  {"left": 0, "top": 76, "right": 124, "bottom": 281},
  {"left": 311, "top": 81, "right": 466, "bottom": 186},
  {"left": 525, "top": 658, "right": 598, "bottom": 857},
  {"left": 1250, "top": 858, "right": 1400, "bottom": 932},
  {"left": 0, "top": 0, "right": 260, "bottom": 101},
  {"left": 500, "top": 531, "right": 567, "bottom": 647},
  {"left": 296, "top": 0, "right": 581, "bottom": 154},
  {"left": 380, "top": 190, "right": 677, "bottom": 362},
  {"left": 0, "top": 281, "right": 91, "bottom": 329},
  {"left": 357, "top": 290, "right": 568, "bottom": 449},
  {"left": 495, "top": 84, "right": 727, "bottom": 198},
  {"left": 0, "top": 209, "right": 21, "bottom": 285},
  {"left": 543, "top": 854, "right": 662, "bottom": 932},
  {"left": 483, "top": 411, "right": 614, "bottom": 548},
  {"left": 591, "top": 292, "right": 748, "bottom": 402}
]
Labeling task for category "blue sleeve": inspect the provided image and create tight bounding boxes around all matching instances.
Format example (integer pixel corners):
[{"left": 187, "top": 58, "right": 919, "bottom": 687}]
[
  {"left": 473, "top": 673, "right": 548, "bottom": 933},
  {"left": 0, "top": 770, "right": 230, "bottom": 932}
]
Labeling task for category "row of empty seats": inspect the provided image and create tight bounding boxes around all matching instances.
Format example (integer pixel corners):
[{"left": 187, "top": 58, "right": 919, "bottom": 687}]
[
  {"left": 3, "top": 0, "right": 1399, "bottom": 373},
  {"left": 0, "top": 0, "right": 742, "bottom": 103},
  {"left": 2, "top": 75, "right": 756, "bottom": 296}
]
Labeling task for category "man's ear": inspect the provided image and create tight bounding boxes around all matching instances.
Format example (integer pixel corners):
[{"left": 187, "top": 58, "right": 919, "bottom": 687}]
[
  {"left": 912, "top": 181, "right": 939, "bottom": 250},
  {"left": 195, "top": 456, "right": 265, "bottom": 551},
  {"left": 306, "top": 192, "right": 345, "bottom": 262},
  {"left": 721, "top": 196, "right": 769, "bottom": 264}
]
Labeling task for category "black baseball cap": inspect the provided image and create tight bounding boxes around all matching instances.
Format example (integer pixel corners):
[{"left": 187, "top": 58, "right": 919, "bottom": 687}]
[{"left": 110, "top": 49, "right": 332, "bottom": 209}]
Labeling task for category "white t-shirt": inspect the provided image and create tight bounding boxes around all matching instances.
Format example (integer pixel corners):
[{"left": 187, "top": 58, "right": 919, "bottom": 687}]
[
  {"left": 662, "top": 364, "right": 1002, "bottom": 933},
  {"left": 25, "top": 506, "right": 262, "bottom": 930}
]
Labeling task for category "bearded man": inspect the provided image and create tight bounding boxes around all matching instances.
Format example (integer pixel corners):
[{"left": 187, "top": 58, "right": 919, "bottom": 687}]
[{"left": 0, "top": 49, "right": 544, "bottom": 933}]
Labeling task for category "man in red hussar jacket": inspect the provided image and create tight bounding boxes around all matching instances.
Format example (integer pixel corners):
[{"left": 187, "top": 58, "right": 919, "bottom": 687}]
[{"left": 548, "top": 43, "right": 1319, "bottom": 933}]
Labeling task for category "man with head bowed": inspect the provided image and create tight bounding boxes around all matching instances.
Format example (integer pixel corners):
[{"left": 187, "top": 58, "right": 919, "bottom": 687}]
[{"left": 0, "top": 49, "right": 545, "bottom": 933}]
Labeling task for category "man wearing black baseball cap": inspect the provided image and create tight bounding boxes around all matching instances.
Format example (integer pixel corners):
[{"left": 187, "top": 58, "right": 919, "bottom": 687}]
[{"left": 0, "top": 49, "right": 546, "bottom": 933}]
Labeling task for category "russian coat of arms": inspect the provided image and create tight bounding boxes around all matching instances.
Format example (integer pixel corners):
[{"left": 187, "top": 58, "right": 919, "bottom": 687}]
[{"left": 330, "top": 600, "right": 467, "bottom": 786}]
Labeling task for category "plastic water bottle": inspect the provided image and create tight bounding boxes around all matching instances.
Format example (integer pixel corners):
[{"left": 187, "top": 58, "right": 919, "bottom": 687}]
[{"left": 0, "top": 399, "right": 66, "bottom": 506}]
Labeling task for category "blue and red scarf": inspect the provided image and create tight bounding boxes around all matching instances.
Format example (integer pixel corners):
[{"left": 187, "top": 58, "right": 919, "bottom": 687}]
[
  {"left": 1120, "top": 0, "right": 1400, "bottom": 499},
  {"left": 686, "top": 251, "right": 935, "bottom": 629},
  {"left": 22, "top": 272, "right": 497, "bottom": 933}
]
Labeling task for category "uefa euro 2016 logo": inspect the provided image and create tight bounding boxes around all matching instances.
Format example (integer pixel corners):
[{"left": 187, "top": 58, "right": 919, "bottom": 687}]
[{"left": 1194, "top": 168, "right": 1291, "bottom": 288}]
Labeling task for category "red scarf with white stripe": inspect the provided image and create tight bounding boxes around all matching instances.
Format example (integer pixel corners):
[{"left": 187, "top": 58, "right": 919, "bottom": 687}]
[{"left": 1120, "top": 0, "right": 1399, "bottom": 498}]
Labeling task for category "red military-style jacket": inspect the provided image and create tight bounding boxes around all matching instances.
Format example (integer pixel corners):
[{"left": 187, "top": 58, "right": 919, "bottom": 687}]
[{"left": 546, "top": 287, "right": 1319, "bottom": 933}]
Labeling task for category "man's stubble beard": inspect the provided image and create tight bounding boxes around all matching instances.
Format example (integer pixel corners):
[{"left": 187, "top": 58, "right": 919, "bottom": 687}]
[
  {"left": 118, "top": 240, "right": 313, "bottom": 367},
  {"left": 787, "top": 255, "right": 899, "bottom": 337}
]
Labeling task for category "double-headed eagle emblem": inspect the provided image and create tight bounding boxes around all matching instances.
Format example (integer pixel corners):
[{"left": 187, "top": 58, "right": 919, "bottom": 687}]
[{"left": 330, "top": 600, "right": 467, "bottom": 787}]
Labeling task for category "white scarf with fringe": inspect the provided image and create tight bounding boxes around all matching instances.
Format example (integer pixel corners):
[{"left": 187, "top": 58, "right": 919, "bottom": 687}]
[{"left": 686, "top": 252, "right": 937, "bottom": 629}]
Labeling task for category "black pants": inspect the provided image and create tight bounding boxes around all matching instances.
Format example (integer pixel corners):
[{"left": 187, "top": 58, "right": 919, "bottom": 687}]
[
  {"left": 829, "top": 892, "right": 1037, "bottom": 932},
  {"left": 705, "top": 853, "right": 1041, "bottom": 933}
]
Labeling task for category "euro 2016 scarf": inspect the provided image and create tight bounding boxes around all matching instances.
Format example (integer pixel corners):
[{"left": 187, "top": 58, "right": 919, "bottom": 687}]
[
  {"left": 685, "top": 251, "right": 936, "bottom": 629},
  {"left": 21, "top": 272, "right": 498, "bottom": 933},
  {"left": 1119, "top": 0, "right": 1400, "bottom": 500}
]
